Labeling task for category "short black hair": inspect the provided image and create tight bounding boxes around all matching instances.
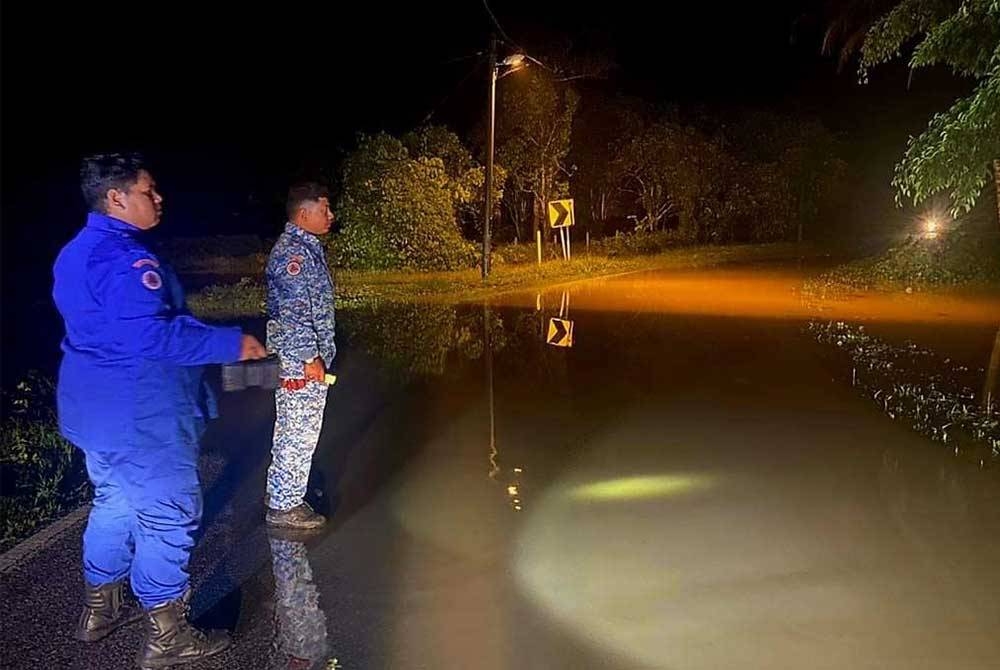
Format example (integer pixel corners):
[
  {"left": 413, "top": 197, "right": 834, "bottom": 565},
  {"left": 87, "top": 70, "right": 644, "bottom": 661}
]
[
  {"left": 80, "top": 153, "right": 147, "bottom": 213},
  {"left": 286, "top": 181, "right": 329, "bottom": 221}
]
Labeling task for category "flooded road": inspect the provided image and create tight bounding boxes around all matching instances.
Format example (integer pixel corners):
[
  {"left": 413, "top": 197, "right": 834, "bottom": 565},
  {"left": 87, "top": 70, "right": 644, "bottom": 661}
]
[{"left": 3, "top": 263, "right": 999, "bottom": 669}]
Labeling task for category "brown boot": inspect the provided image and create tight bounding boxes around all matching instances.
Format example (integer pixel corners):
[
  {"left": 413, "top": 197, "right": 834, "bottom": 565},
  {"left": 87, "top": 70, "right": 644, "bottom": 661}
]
[
  {"left": 74, "top": 580, "right": 134, "bottom": 642},
  {"left": 135, "top": 597, "right": 231, "bottom": 668},
  {"left": 266, "top": 502, "right": 326, "bottom": 531}
]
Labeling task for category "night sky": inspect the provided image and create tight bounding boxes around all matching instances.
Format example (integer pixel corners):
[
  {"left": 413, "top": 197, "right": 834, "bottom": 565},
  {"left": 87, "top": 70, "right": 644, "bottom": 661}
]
[
  {"left": 3, "top": 1, "right": 968, "bottom": 233},
  {"left": 0, "top": 0, "right": 971, "bottom": 380}
]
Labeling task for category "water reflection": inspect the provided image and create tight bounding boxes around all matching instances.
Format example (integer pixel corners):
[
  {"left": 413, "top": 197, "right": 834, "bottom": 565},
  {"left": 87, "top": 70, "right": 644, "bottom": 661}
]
[
  {"left": 484, "top": 303, "right": 526, "bottom": 512},
  {"left": 810, "top": 320, "right": 1000, "bottom": 461},
  {"left": 267, "top": 532, "right": 335, "bottom": 670},
  {"left": 339, "top": 302, "right": 508, "bottom": 380},
  {"left": 545, "top": 290, "right": 575, "bottom": 348},
  {"left": 335, "top": 274, "right": 998, "bottom": 479},
  {"left": 984, "top": 327, "right": 1000, "bottom": 414},
  {"left": 492, "top": 267, "right": 1000, "bottom": 325},
  {"left": 879, "top": 440, "right": 1000, "bottom": 568}
]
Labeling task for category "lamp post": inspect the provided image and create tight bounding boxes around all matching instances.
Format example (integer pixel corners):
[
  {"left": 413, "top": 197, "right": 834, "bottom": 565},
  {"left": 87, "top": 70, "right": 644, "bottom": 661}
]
[{"left": 482, "top": 38, "right": 526, "bottom": 279}]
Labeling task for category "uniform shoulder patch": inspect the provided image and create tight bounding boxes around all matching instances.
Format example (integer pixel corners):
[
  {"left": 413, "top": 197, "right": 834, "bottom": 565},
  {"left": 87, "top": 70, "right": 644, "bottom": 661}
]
[
  {"left": 132, "top": 258, "right": 161, "bottom": 269},
  {"left": 286, "top": 260, "right": 302, "bottom": 276},
  {"left": 141, "top": 270, "right": 163, "bottom": 290}
]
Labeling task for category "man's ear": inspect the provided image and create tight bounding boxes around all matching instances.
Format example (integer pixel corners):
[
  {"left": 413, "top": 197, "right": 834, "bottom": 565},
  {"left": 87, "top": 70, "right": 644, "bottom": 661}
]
[{"left": 106, "top": 188, "right": 128, "bottom": 213}]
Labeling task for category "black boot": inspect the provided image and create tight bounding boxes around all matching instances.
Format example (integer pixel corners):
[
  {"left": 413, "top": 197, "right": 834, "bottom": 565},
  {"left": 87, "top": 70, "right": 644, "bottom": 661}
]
[
  {"left": 136, "top": 597, "right": 231, "bottom": 669},
  {"left": 75, "top": 580, "right": 132, "bottom": 642}
]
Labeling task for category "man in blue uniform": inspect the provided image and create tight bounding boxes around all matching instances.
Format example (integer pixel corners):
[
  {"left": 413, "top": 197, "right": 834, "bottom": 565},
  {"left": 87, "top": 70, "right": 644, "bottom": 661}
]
[
  {"left": 264, "top": 182, "right": 335, "bottom": 530},
  {"left": 52, "top": 153, "right": 267, "bottom": 668}
]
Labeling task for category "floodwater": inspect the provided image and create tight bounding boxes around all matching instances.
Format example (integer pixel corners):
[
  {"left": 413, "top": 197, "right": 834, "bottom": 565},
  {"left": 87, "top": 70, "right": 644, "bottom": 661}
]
[{"left": 3, "top": 262, "right": 999, "bottom": 669}]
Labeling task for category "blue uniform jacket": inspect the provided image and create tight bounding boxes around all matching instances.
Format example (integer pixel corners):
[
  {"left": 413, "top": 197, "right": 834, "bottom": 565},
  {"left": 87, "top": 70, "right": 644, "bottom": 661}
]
[
  {"left": 265, "top": 223, "right": 336, "bottom": 379},
  {"left": 53, "top": 212, "right": 242, "bottom": 452}
]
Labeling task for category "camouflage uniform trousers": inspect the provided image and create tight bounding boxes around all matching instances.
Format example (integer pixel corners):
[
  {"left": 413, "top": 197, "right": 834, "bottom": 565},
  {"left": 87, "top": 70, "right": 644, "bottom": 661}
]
[
  {"left": 267, "top": 382, "right": 328, "bottom": 511},
  {"left": 269, "top": 536, "right": 329, "bottom": 668}
]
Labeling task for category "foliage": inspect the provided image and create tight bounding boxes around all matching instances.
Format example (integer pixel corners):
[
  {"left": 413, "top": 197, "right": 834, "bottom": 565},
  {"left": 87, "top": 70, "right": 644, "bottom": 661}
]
[
  {"left": 335, "top": 133, "right": 475, "bottom": 270},
  {"left": 340, "top": 303, "right": 507, "bottom": 380},
  {"left": 609, "top": 110, "right": 847, "bottom": 244},
  {"left": 186, "top": 276, "right": 267, "bottom": 320},
  {"left": 1, "top": 373, "right": 89, "bottom": 550},
  {"left": 570, "top": 94, "right": 649, "bottom": 232},
  {"left": 611, "top": 121, "right": 688, "bottom": 233},
  {"left": 402, "top": 126, "right": 507, "bottom": 240},
  {"left": 804, "top": 229, "right": 1000, "bottom": 294},
  {"left": 496, "top": 69, "right": 579, "bottom": 240},
  {"left": 860, "top": 0, "right": 1000, "bottom": 214},
  {"left": 727, "top": 113, "right": 849, "bottom": 239},
  {"left": 591, "top": 230, "right": 691, "bottom": 256}
]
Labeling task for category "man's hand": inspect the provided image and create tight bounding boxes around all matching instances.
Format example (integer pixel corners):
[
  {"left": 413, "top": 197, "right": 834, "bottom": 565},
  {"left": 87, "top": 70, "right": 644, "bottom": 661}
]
[
  {"left": 304, "top": 357, "right": 326, "bottom": 382},
  {"left": 239, "top": 335, "right": 267, "bottom": 361},
  {"left": 281, "top": 378, "right": 307, "bottom": 391}
]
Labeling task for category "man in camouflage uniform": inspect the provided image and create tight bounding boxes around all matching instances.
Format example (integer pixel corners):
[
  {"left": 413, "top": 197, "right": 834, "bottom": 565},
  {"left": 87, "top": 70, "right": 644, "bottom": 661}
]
[{"left": 265, "top": 182, "right": 335, "bottom": 530}]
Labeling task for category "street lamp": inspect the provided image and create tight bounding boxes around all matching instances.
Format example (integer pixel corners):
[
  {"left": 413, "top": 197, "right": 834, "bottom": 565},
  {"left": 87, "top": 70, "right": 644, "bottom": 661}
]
[
  {"left": 482, "top": 38, "right": 528, "bottom": 279},
  {"left": 502, "top": 54, "right": 526, "bottom": 69},
  {"left": 923, "top": 214, "right": 940, "bottom": 239},
  {"left": 920, "top": 209, "right": 946, "bottom": 240}
]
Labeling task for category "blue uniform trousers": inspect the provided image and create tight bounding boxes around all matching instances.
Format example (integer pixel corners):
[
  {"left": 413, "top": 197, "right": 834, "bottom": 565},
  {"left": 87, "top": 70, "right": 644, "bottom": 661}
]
[{"left": 81, "top": 443, "right": 201, "bottom": 609}]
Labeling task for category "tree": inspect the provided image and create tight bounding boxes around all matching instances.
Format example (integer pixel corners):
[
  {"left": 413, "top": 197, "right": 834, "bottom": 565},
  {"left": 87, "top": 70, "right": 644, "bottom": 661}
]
[
  {"left": 612, "top": 114, "right": 816, "bottom": 244},
  {"left": 612, "top": 120, "right": 684, "bottom": 233},
  {"left": 496, "top": 68, "right": 579, "bottom": 240},
  {"left": 570, "top": 93, "right": 649, "bottom": 234},
  {"left": 859, "top": 0, "right": 1000, "bottom": 217},
  {"left": 807, "top": 0, "right": 900, "bottom": 71},
  {"left": 675, "top": 133, "right": 746, "bottom": 243},
  {"left": 402, "top": 126, "right": 506, "bottom": 240},
  {"left": 726, "top": 113, "right": 847, "bottom": 241},
  {"left": 610, "top": 119, "right": 737, "bottom": 241},
  {"left": 737, "top": 163, "right": 799, "bottom": 242},
  {"left": 335, "top": 133, "right": 473, "bottom": 270}
]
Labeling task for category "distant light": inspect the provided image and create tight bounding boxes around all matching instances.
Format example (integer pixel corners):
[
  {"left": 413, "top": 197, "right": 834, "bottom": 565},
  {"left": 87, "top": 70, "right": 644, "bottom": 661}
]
[
  {"left": 502, "top": 54, "right": 526, "bottom": 67},
  {"left": 568, "top": 474, "right": 715, "bottom": 502},
  {"left": 924, "top": 216, "right": 939, "bottom": 238},
  {"left": 920, "top": 212, "right": 946, "bottom": 239}
]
